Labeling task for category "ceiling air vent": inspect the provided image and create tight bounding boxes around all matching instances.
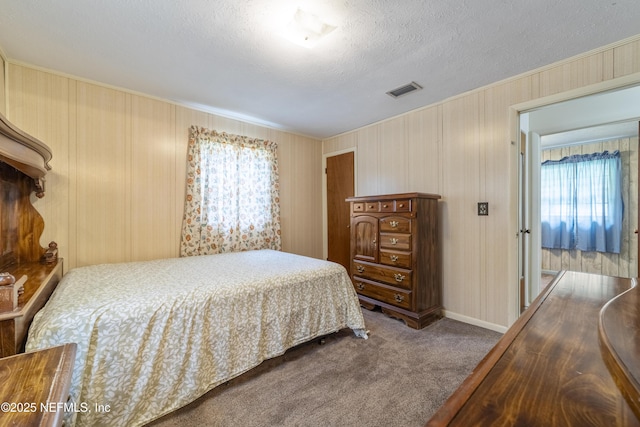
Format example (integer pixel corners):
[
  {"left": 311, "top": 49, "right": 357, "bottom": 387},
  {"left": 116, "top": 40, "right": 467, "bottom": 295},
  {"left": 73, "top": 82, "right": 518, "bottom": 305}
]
[{"left": 386, "top": 81, "right": 423, "bottom": 98}]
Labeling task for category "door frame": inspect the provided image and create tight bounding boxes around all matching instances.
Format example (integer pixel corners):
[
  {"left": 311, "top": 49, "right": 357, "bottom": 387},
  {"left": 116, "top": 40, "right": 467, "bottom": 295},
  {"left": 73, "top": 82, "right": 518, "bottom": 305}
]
[
  {"left": 526, "top": 130, "right": 542, "bottom": 306},
  {"left": 509, "top": 71, "right": 640, "bottom": 327},
  {"left": 322, "top": 147, "right": 357, "bottom": 261}
]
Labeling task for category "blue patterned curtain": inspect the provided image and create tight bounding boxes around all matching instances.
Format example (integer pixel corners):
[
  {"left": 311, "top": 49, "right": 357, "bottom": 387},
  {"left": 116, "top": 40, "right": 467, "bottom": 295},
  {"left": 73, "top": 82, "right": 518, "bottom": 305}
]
[
  {"left": 180, "top": 126, "right": 281, "bottom": 256},
  {"left": 541, "top": 150, "right": 623, "bottom": 253}
]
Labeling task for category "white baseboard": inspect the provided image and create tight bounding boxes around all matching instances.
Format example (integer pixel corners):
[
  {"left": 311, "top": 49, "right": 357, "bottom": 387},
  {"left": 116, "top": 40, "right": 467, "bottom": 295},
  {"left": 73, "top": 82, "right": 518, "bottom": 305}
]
[{"left": 442, "top": 310, "right": 508, "bottom": 334}]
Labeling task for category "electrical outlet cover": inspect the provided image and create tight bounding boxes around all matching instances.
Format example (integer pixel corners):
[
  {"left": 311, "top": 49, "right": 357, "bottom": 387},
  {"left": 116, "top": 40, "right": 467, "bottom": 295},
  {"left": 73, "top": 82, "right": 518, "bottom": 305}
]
[{"left": 478, "top": 202, "right": 489, "bottom": 216}]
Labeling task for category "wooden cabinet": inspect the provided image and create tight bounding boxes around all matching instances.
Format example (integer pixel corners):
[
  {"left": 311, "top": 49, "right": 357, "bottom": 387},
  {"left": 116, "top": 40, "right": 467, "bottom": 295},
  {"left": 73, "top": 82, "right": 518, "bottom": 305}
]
[
  {"left": 352, "top": 215, "right": 378, "bottom": 263},
  {"left": 346, "top": 193, "right": 441, "bottom": 329}
]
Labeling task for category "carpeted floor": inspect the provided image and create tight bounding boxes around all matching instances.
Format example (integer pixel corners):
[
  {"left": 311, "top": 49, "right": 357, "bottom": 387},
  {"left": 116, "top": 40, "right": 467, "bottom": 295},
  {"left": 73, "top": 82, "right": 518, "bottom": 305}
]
[{"left": 147, "top": 309, "right": 502, "bottom": 427}]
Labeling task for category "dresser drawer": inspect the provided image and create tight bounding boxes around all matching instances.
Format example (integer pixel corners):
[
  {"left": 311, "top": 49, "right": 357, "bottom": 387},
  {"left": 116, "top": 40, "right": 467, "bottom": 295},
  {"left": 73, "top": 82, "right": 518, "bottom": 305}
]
[
  {"left": 395, "top": 199, "right": 411, "bottom": 212},
  {"left": 365, "top": 202, "right": 379, "bottom": 212},
  {"left": 353, "top": 277, "right": 412, "bottom": 310},
  {"left": 379, "top": 201, "right": 394, "bottom": 212},
  {"left": 380, "top": 233, "right": 411, "bottom": 251},
  {"left": 353, "top": 261, "right": 412, "bottom": 289},
  {"left": 352, "top": 202, "right": 365, "bottom": 213},
  {"left": 380, "top": 249, "right": 411, "bottom": 268},
  {"left": 380, "top": 216, "right": 411, "bottom": 233}
]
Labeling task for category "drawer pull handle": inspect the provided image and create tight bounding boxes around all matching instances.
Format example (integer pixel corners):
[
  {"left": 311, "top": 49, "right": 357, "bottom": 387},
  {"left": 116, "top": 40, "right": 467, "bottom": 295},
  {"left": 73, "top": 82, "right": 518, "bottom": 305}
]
[
  {"left": 399, "top": 203, "right": 405, "bottom": 208},
  {"left": 394, "top": 294, "right": 404, "bottom": 303},
  {"left": 390, "top": 255, "right": 399, "bottom": 262},
  {"left": 356, "top": 283, "right": 365, "bottom": 291},
  {"left": 356, "top": 265, "right": 365, "bottom": 273},
  {"left": 389, "top": 221, "right": 398, "bottom": 228},
  {"left": 383, "top": 204, "right": 389, "bottom": 208},
  {"left": 390, "top": 238, "right": 398, "bottom": 245},
  {"left": 394, "top": 274, "right": 405, "bottom": 282}
]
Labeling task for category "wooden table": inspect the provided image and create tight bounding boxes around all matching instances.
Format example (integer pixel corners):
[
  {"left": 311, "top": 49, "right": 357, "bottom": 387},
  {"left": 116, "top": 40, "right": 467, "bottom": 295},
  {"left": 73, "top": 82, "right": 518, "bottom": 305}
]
[
  {"left": 0, "top": 343, "right": 76, "bottom": 427},
  {"left": 427, "top": 271, "right": 640, "bottom": 426}
]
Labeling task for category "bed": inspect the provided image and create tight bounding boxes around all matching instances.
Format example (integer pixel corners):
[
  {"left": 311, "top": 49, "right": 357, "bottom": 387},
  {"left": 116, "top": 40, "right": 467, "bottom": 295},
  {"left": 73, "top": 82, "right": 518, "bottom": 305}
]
[{"left": 26, "top": 249, "right": 367, "bottom": 427}]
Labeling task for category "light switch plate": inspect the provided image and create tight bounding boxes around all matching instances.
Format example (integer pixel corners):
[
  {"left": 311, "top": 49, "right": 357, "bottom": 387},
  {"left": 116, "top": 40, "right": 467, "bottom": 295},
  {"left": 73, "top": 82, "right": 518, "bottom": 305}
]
[{"left": 478, "top": 202, "right": 489, "bottom": 216}]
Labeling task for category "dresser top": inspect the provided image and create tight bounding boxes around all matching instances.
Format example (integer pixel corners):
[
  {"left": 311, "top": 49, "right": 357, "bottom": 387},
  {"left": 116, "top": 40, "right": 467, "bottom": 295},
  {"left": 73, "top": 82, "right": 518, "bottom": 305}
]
[
  {"left": 345, "top": 192, "right": 441, "bottom": 202},
  {"left": 427, "top": 271, "right": 640, "bottom": 426}
]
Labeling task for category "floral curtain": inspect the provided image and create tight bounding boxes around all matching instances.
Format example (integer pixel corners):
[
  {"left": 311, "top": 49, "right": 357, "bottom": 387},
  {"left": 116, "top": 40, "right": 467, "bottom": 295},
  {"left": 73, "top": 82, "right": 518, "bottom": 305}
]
[
  {"left": 541, "top": 150, "right": 623, "bottom": 253},
  {"left": 180, "top": 126, "right": 281, "bottom": 256}
]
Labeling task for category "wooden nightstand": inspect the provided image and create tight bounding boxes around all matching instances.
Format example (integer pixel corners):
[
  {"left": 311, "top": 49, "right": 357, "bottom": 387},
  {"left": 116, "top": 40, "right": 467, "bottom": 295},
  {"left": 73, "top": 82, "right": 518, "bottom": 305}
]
[
  {"left": 0, "top": 343, "right": 76, "bottom": 427},
  {"left": 0, "top": 260, "right": 63, "bottom": 358}
]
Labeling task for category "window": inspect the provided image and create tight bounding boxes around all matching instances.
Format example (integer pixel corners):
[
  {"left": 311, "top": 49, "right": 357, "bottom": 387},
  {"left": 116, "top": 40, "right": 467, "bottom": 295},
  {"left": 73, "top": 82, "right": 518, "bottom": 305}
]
[
  {"left": 180, "top": 127, "right": 281, "bottom": 256},
  {"left": 540, "top": 150, "right": 623, "bottom": 253}
]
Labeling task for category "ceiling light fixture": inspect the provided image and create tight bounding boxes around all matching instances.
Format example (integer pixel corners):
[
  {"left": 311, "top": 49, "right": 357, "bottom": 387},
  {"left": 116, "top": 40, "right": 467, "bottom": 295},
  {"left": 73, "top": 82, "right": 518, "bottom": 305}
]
[{"left": 281, "top": 8, "right": 336, "bottom": 48}]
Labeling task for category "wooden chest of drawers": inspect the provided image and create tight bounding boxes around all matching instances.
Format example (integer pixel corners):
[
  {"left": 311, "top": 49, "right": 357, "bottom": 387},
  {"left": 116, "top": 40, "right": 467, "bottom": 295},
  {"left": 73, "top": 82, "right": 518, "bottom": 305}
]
[{"left": 346, "top": 193, "right": 441, "bottom": 329}]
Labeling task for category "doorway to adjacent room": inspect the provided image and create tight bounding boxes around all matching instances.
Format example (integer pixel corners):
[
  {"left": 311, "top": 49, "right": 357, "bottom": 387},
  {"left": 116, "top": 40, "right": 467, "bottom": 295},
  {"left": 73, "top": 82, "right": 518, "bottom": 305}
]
[{"left": 516, "top": 82, "right": 640, "bottom": 317}]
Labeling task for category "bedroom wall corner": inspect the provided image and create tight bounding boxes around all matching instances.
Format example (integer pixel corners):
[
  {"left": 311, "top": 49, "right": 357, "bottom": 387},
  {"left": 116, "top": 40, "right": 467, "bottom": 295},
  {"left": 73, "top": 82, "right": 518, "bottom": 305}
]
[
  {"left": 275, "top": 131, "right": 323, "bottom": 259},
  {"left": 320, "top": 34, "right": 640, "bottom": 330},
  {"left": 175, "top": 108, "right": 324, "bottom": 259},
  {"left": 6, "top": 64, "right": 325, "bottom": 270}
]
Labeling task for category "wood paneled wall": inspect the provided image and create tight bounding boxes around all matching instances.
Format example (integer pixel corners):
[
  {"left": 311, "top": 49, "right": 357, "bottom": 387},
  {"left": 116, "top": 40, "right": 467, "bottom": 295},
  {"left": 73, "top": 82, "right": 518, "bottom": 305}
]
[
  {"left": 6, "top": 64, "right": 323, "bottom": 270},
  {"left": 323, "top": 36, "right": 640, "bottom": 329},
  {"left": 4, "top": 35, "right": 639, "bottom": 330},
  {"left": 0, "top": 54, "right": 5, "bottom": 115},
  {"left": 541, "top": 137, "right": 639, "bottom": 277}
]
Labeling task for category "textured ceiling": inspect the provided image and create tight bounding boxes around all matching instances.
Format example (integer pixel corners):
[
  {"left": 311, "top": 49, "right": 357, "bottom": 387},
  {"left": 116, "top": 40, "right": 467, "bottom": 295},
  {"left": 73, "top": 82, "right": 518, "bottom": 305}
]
[{"left": 1, "top": 0, "right": 639, "bottom": 139}]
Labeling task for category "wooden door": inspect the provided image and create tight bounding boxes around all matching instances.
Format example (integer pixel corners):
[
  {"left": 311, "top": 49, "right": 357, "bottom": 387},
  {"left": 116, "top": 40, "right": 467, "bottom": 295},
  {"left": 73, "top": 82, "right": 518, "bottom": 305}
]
[
  {"left": 326, "top": 152, "right": 354, "bottom": 274},
  {"left": 352, "top": 215, "right": 378, "bottom": 263}
]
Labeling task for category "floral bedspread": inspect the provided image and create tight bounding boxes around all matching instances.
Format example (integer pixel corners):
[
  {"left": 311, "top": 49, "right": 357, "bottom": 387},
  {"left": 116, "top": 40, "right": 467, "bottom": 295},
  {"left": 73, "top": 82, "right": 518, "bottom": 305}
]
[{"left": 26, "top": 250, "right": 366, "bottom": 426}]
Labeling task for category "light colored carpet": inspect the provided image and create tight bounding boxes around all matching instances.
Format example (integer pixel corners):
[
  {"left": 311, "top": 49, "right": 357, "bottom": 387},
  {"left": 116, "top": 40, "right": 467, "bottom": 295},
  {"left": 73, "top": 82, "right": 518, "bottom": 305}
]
[{"left": 147, "top": 309, "right": 502, "bottom": 427}]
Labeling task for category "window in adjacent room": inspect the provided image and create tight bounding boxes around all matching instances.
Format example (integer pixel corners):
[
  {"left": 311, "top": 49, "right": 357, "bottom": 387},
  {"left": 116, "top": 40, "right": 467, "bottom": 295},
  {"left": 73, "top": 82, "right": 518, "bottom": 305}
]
[
  {"left": 180, "top": 126, "right": 281, "bottom": 256},
  {"left": 541, "top": 150, "right": 623, "bottom": 253}
]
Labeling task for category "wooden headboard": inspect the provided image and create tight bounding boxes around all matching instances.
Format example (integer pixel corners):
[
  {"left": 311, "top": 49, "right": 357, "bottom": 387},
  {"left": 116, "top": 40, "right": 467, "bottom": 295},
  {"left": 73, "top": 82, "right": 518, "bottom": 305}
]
[
  {"left": 0, "top": 111, "right": 61, "bottom": 357},
  {"left": 0, "top": 111, "right": 52, "bottom": 269}
]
